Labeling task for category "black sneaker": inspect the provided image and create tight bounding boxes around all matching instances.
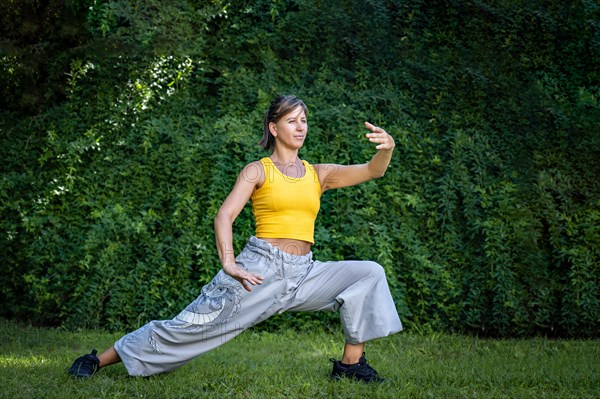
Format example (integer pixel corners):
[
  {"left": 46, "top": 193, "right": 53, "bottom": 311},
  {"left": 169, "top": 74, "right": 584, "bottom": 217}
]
[
  {"left": 67, "top": 349, "right": 100, "bottom": 378},
  {"left": 330, "top": 353, "right": 385, "bottom": 383}
]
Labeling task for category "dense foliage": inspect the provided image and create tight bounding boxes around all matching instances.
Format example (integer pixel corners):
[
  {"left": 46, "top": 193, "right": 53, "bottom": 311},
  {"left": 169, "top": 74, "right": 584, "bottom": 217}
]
[{"left": 1, "top": 0, "right": 598, "bottom": 337}]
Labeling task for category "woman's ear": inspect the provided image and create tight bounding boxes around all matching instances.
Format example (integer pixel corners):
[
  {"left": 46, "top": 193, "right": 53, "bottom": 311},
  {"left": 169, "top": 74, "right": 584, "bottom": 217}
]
[{"left": 269, "top": 122, "right": 278, "bottom": 137}]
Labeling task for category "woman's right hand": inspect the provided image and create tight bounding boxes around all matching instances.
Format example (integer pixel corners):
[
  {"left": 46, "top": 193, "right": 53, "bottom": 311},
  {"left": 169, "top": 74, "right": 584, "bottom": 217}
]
[{"left": 222, "top": 262, "right": 264, "bottom": 292}]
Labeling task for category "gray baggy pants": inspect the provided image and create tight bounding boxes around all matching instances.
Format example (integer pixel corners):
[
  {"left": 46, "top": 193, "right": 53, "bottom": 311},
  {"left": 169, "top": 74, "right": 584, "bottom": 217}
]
[{"left": 114, "top": 236, "right": 402, "bottom": 376}]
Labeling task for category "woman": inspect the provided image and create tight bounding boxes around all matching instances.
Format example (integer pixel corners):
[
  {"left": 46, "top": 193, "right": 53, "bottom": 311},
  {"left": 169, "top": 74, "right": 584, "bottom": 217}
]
[{"left": 68, "top": 95, "right": 402, "bottom": 383}]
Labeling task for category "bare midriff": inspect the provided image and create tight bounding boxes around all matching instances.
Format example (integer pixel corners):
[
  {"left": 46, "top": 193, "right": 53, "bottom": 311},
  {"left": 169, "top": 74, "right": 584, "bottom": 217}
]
[{"left": 260, "top": 237, "right": 312, "bottom": 256}]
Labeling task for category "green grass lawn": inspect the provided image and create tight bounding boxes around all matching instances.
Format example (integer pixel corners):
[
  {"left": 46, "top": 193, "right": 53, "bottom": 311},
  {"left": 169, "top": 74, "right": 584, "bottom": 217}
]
[{"left": 1, "top": 318, "right": 598, "bottom": 398}]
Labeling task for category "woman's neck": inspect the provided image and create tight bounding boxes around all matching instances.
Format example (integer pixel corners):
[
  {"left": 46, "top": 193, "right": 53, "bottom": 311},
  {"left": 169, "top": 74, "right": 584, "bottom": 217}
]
[{"left": 270, "top": 148, "right": 300, "bottom": 165}]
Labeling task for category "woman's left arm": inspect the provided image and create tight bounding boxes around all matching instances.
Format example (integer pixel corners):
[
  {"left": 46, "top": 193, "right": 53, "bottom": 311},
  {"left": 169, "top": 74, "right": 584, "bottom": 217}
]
[{"left": 316, "top": 122, "right": 395, "bottom": 192}]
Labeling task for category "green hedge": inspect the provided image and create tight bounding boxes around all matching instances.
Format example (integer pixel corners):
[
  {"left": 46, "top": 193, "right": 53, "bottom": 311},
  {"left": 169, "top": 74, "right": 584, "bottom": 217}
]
[{"left": 1, "top": 0, "right": 598, "bottom": 337}]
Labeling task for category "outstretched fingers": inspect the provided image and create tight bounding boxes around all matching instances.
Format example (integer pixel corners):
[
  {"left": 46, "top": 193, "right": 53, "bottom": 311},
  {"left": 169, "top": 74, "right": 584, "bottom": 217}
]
[{"left": 364, "top": 121, "right": 395, "bottom": 150}]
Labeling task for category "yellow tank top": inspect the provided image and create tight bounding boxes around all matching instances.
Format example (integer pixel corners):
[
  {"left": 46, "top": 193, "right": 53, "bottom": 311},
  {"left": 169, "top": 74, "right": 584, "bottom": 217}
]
[{"left": 251, "top": 157, "right": 322, "bottom": 244}]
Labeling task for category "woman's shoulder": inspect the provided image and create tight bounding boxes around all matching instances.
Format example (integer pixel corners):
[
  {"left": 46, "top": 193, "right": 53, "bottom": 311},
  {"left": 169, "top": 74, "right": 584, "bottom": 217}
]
[{"left": 238, "top": 159, "right": 267, "bottom": 186}]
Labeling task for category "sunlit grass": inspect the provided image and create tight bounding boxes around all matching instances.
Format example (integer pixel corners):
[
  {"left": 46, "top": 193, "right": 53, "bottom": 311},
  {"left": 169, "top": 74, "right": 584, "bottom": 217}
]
[
  {"left": 1, "top": 318, "right": 598, "bottom": 398},
  {"left": 0, "top": 354, "right": 56, "bottom": 367}
]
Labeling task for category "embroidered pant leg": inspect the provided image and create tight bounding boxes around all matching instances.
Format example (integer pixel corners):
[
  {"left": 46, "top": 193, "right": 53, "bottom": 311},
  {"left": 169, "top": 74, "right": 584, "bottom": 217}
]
[{"left": 114, "top": 237, "right": 312, "bottom": 377}]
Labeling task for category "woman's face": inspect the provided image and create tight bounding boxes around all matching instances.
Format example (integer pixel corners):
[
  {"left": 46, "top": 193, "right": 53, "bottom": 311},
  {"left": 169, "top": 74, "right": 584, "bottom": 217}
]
[{"left": 269, "top": 106, "right": 308, "bottom": 150}]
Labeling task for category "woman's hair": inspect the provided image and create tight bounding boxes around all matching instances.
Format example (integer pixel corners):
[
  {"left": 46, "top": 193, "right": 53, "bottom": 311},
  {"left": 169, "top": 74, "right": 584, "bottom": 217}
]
[{"left": 259, "top": 95, "right": 308, "bottom": 151}]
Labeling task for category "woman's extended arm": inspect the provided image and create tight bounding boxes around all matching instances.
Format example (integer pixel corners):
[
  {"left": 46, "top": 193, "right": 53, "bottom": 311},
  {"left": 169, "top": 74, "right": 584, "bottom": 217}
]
[
  {"left": 214, "top": 161, "right": 265, "bottom": 291},
  {"left": 316, "top": 122, "right": 395, "bottom": 192}
]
